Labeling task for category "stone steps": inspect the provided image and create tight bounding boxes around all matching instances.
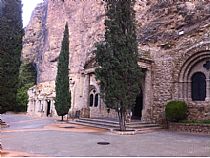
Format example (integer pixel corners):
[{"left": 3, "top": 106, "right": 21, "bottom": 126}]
[
  {"left": 0, "top": 119, "right": 9, "bottom": 128},
  {"left": 69, "top": 118, "right": 119, "bottom": 129},
  {"left": 69, "top": 118, "right": 162, "bottom": 132}
]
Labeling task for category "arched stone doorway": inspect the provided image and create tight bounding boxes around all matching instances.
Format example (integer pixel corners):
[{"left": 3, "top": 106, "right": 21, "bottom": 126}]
[{"left": 132, "top": 89, "right": 143, "bottom": 120}]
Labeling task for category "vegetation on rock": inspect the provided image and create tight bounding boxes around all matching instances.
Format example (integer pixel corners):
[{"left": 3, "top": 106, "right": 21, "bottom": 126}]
[
  {"left": 95, "top": 0, "right": 143, "bottom": 131},
  {"left": 0, "top": 0, "right": 23, "bottom": 114},
  {"left": 55, "top": 23, "right": 71, "bottom": 121},
  {"left": 165, "top": 100, "right": 187, "bottom": 122}
]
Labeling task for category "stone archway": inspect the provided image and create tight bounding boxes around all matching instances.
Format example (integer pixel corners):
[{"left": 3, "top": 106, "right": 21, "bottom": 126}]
[
  {"left": 173, "top": 42, "right": 210, "bottom": 101},
  {"left": 172, "top": 42, "right": 210, "bottom": 120},
  {"left": 178, "top": 52, "right": 210, "bottom": 101}
]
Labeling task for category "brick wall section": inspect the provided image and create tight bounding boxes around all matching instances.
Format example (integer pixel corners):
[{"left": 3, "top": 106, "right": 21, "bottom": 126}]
[{"left": 169, "top": 123, "right": 210, "bottom": 135}]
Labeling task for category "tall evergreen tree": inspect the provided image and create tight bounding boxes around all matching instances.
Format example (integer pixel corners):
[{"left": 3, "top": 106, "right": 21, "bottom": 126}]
[
  {"left": 0, "top": 0, "right": 23, "bottom": 114},
  {"left": 95, "top": 0, "right": 143, "bottom": 130},
  {"left": 55, "top": 23, "right": 71, "bottom": 121}
]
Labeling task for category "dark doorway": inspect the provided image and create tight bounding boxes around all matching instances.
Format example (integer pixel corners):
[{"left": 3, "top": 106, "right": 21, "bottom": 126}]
[
  {"left": 132, "top": 89, "right": 143, "bottom": 120},
  {"left": 191, "top": 72, "right": 206, "bottom": 101},
  {"left": 46, "top": 100, "right": 51, "bottom": 117}
]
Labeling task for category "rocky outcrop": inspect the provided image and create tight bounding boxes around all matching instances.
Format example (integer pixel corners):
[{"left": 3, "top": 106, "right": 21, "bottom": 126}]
[
  {"left": 22, "top": 0, "right": 210, "bottom": 82},
  {"left": 22, "top": 0, "right": 105, "bottom": 83},
  {"left": 21, "top": 1, "right": 48, "bottom": 84}
]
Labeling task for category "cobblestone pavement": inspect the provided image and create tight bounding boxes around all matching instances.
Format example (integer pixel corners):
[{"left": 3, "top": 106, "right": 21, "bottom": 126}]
[{"left": 1, "top": 113, "right": 210, "bottom": 157}]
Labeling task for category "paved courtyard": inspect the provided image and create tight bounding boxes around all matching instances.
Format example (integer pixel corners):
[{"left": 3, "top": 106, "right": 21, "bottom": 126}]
[{"left": 1, "top": 113, "right": 210, "bottom": 157}]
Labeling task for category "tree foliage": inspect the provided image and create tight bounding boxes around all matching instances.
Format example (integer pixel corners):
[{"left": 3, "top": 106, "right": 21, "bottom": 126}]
[
  {"left": 95, "top": 0, "right": 143, "bottom": 130},
  {"left": 55, "top": 23, "right": 71, "bottom": 121},
  {"left": 0, "top": 0, "right": 23, "bottom": 114},
  {"left": 16, "top": 62, "right": 36, "bottom": 112}
]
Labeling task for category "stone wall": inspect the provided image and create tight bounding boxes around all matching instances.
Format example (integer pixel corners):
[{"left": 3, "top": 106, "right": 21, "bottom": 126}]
[
  {"left": 187, "top": 101, "right": 210, "bottom": 120},
  {"left": 136, "top": 1, "right": 210, "bottom": 122},
  {"left": 27, "top": 81, "right": 56, "bottom": 117},
  {"left": 169, "top": 123, "right": 210, "bottom": 135}
]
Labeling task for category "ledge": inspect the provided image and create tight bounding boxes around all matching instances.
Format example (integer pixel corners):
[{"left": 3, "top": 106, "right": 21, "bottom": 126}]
[
  {"left": 168, "top": 122, "right": 210, "bottom": 135},
  {"left": 0, "top": 123, "right": 10, "bottom": 128},
  {"left": 110, "top": 129, "right": 136, "bottom": 135}
]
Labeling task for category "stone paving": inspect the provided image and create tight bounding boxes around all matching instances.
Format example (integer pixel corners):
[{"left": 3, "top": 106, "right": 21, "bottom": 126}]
[{"left": 1, "top": 113, "right": 210, "bottom": 157}]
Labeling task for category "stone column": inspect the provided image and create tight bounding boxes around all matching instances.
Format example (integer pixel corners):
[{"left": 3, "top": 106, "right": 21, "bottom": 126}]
[
  {"left": 178, "top": 82, "right": 184, "bottom": 100},
  {"left": 27, "top": 99, "right": 33, "bottom": 114},
  {"left": 69, "top": 77, "right": 75, "bottom": 111},
  {"left": 36, "top": 100, "right": 41, "bottom": 113},
  {"left": 172, "top": 82, "right": 178, "bottom": 100},
  {"left": 207, "top": 73, "right": 210, "bottom": 119},
  {"left": 33, "top": 100, "right": 36, "bottom": 114},
  {"left": 206, "top": 75, "right": 210, "bottom": 101},
  {"left": 182, "top": 82, "right": 186, "bottom": 100},
  {"left": 39, "top": 100, "right": 44, "bottom": 117},
  {"left": 51, "top": 100, "right": 57, "bottom": 116},
  {"left": 186, "top": 81, "right": 191, "bottom": 101},
  {"left": 178, "top": 82, "right": 182, "bottom": 99},
  {"left": 141, "top": 69, "right": 151, "bottom": 122},
  {"left": 83, "top": 73, "right": 90, "bottom": 108}
]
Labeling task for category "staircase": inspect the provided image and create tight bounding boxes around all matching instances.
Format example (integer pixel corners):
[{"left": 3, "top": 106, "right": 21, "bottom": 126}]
[
  {"left": 0, "top": 119, "right": 9, "bottom": 128},
  {"left": 69, "top": 118, "right": 162, "bottom": 133}
]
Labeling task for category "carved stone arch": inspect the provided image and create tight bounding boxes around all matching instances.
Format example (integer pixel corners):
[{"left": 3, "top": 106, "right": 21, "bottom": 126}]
[
  {"left": 173, "top": 42, "right": 210, "bottom": 82},
  {"left": 180, "top": 51, "right": 209, "bottom": 82},
  {"left": 173, "top": 42, "right": 210, "bottom": 101},
  {"left": 89, "top": 85, "right": 96, "bottom": 93}
]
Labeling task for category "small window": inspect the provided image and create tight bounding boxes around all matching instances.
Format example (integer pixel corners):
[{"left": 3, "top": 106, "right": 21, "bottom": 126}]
[
  {"left": 89, "top": 88, "right": 100, "bottom": 107},
  {"left": 89, "top": 94, "right": 94, "bottom": 107},
  {"left": 94, "top": 94, "right": 99, "bottom": 107}
]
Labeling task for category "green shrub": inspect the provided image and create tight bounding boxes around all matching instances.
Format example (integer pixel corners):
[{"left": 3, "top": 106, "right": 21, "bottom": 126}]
[
  {"left": 16, "top": 83, "right": 34, "bottom": 112},
  {"left": 165, "top": 100, "right": 187, "bottom": 122},
  {"left": 15, "top": 62, "right": 36, "bottom": 112}
]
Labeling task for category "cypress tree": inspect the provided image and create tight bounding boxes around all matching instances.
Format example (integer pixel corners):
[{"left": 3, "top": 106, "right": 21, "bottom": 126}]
[
  {"left": 0, "top": 0, "right": 23, "bottom": 114},
  {"left": 95, "top": 0, "right": 143, "bottom": 130},
  {"left": 55, "top": 23, "right": 71, "bottom": 121}
]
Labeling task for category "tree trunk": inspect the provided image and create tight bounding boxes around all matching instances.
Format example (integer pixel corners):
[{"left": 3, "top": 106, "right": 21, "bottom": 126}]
[
  {"left": 118, "top": 109, "right": 126, "bottom": 131},
  {"left": 61, "top": 115, "right": 64, "bottom": 121}
]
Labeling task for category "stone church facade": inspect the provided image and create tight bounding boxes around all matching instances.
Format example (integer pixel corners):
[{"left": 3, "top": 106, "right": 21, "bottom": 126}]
[{"left": 25, "top": 0, "right": 210, "bottom": 123}]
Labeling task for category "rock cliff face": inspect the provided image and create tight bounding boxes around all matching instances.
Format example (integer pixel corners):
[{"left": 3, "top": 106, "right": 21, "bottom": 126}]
[
  {"left": 21, "top": 1, "right": 48, "bottom": 83},
  {"left": 22, "top": 0, "right": 210, "bottom": 83},
  {"left": 22, "top": 0, "right": 105, "bottom": 83}
]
